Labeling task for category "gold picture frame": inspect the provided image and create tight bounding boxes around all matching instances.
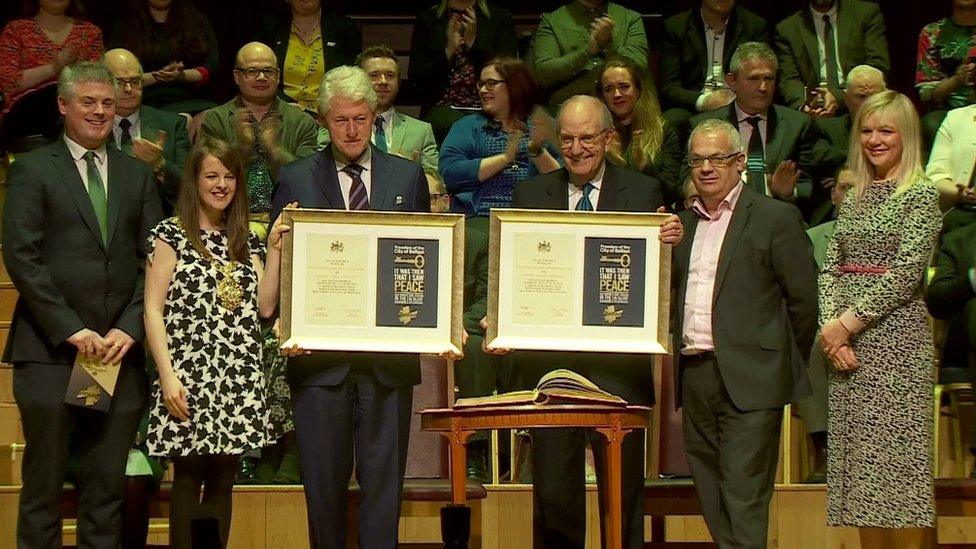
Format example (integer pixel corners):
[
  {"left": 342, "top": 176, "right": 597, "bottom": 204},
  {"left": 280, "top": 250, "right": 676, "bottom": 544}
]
[
  {"left": 279, "top": 208, "right": 465, "bottom": 355},
  {"left": 486, "top": 209, "right": 671, "bottom": 354}
]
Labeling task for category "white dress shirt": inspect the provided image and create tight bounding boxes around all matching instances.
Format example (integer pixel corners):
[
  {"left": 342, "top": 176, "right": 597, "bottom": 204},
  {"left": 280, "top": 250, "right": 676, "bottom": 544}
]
[
  {"left": 702, "top": 11, "right": 727, "bottom": 84},
  {"left": 810, "top": 4, "right": 845, "bottom": 87},
  {"left": 567, "top": 160, "right": 607, "bottom": 210},
  {"left": 334, "top": 146, "right": 373, "bottom": 209},
  {"left": 112, "top": 110, "right": 141, "bottom": 150},
  {"left": 63, "top": 134, "right": 109, "bottom": 198}
]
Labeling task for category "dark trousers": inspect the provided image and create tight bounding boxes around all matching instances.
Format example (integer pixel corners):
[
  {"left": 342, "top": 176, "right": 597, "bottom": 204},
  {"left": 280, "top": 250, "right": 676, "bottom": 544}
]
[
  {"left": 681, "top": 358, "right": 781, "bottom": 549},
  {"left": 795, "top": 335, "right": 828, "bottom": 434},
  {"left": 14, "top": 361, "right": 148, "bottom": 549},
  {"left": 291, "top": 369, "right": 413, "bottom": 549},
  {"left": 530, "top": 427, "right": 646, "bottom": 549}
]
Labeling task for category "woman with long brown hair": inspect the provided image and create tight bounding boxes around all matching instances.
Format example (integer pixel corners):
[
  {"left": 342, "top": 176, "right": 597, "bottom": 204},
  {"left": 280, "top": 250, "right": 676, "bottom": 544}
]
[{"left": 143, "top": 139, "right": 290, "bottom": 548}]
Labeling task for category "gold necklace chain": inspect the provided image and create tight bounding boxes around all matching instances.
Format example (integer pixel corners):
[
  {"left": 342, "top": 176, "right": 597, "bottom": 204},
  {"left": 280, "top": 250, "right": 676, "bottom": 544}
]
[{"left": 177, "top": 218, "right": 244, "bottom": 310}]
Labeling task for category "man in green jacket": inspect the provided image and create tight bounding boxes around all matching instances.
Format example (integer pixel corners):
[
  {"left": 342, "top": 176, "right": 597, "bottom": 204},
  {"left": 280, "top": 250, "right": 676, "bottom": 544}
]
[{"left": 529, "top": 0, "right": 648, "bottom": 112}]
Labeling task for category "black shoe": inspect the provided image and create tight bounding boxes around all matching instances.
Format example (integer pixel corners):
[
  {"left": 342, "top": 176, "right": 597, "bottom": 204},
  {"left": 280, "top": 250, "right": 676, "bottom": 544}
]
[
  {"left": 466, "top": 453, "right": 489, "bottom": 483},
  {"left": 237, "top": 457, "right": 261, "bottom": 485}
]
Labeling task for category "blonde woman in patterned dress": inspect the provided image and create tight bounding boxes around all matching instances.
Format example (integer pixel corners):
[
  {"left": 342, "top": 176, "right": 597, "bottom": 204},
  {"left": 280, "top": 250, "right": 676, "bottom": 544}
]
[
  {"left": 144, "top": 140, "right": 291, "bottom": 548},
  {"left": 819, "top": 90, "right": 941, "bottom": 549}
]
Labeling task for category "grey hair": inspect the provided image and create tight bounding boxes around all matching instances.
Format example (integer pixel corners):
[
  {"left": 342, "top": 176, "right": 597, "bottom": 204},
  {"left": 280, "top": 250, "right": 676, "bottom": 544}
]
[
  {"left": 729, "top": 41, "right": 777, "bottom": 75},
  {"left": 846, "top": 64, "right": 885, "bottom": 87},
  {"left": 556, "top": 94, "right": 614, "bottom": 132},
  {"left": 687, "top": 119, "right": 742, "bottom": 155},
  {"left": 57, "top": 61, "right": 118, "bottom": 100},
  {"left": 317, "top": 65, "right": 378, "bottom": 117}
]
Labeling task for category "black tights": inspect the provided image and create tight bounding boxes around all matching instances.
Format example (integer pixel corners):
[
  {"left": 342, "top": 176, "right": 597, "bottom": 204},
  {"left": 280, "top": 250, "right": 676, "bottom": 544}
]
[{"left": 170, "top": 455, "right": 240, "bottom": 549}]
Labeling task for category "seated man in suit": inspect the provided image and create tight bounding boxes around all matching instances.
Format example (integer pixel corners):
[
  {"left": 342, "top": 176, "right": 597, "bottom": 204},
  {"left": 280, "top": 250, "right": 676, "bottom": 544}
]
[
  {"left": 529, "top": 0, "right": 648, "bottom": 112},
  {"left": 2, "top": 61, "right": 163, "bottom": 548},
  {"left": 659, "top": 0, "right": 768, "bottom": 141},
  {"left": 270, "top": 65, "right": 430, "bottom": 549},
  {"left": 927, "top": 101, "right": 976, "bottom": 234},
  {"left": 493, "top": 94, "right": 683, "bottom": 548},
  {"left": 689, "top": 42, "right": 820, "bottom": 221},
  {"left": 103, "top": 48, "right": 190, "bottom": 215},
  {"left": 774, "top": 0, "right": 889, "bottom": 118},
  {"left": 674, "top": 118, "right": 818, "bottom": 548},
  {"left": 927, "top": 222, "right": 976, "bottom": 479},
  {"left": 341, "top": 44, "right": 439, "bottom": 174}
]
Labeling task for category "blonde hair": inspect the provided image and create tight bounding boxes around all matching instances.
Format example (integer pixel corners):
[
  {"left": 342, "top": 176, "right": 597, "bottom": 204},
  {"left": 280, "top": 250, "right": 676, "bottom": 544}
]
[{"left": 847, "top": 90, "right": 924, "bottom": 197}]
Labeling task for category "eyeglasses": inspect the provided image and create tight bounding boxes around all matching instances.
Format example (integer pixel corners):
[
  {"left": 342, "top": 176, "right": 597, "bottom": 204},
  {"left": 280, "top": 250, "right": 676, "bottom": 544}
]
[
  {"left": 687, "top": 151, "right": 741, "bottom": 168},
  {"left": 234, "top": 67, "right": 280, "bottom": 79},
  {"left": 116, "top": 77, "right": 142, "bottom": 89},
  {"left": 477, "top": 78, "right": 505, "bottom": 90},
  {"left": 559, "top": 129, "right": 608, "bottom": 149}
]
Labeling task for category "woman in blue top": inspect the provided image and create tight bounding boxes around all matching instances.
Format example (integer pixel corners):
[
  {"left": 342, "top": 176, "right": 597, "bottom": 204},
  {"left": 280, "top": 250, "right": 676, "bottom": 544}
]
[{"left": 439, "top": 56, "right": 561, "bottom": 216}]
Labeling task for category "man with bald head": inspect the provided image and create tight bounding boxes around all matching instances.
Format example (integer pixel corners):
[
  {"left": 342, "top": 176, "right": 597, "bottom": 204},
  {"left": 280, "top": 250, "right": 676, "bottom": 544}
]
[
  {"left": 504, "top": 94, "right": 683, "bottom": 548},
  {"left": 201, "top": 42, "right": 319, "bottom": 223},
  {"left": 103, "top": 48, "right": 190, "bottom": 214}
]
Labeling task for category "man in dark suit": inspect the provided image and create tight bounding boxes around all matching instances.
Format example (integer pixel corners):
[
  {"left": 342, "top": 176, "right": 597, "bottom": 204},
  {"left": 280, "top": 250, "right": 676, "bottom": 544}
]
[
  {"left": 269, "top": 65, "right": 429, "bottom": 549},
  {"left": 103, "top": 48, "right": 190, "bottom": 215},
  {"left": 502, "top": 95, "right": 683, "bottom": 549},
  {"left": 1, "top": 61, "right": 163, "bottom": 548},
  {"left": 659, "top": 0, "right": 769, "bottom": 141},
  {"left": 673, "top": 118, "right": 818, "bottom": 548},
  {"left": 927, "top": 222, "right": 976, "bottom": 479},
  {"left": 689, "top": 41, "right": 821, "bottom": 221},
  {"left": 773, "top": 0, "right": 889, "bottom": 117}
]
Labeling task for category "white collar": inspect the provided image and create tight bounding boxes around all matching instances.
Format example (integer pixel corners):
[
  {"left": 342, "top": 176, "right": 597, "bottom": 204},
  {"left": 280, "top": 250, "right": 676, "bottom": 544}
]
[
  {"left": 63, "top": 134, "right": 107, "bottom": 163},
  {"left": 114, "top": 109, "right": 141, "bottom": 129},
  {"left": 333, "top": 145, "right": 373, "bottom": 171},
  {"left": 810, "top": 3, "right": 838, "bottom": 21}
]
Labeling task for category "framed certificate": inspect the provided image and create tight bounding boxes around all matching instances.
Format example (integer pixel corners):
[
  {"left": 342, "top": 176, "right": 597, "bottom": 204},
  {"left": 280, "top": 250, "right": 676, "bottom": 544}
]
[
  {"left": 486, "top": 209, "right": 671, "bottom": 354},
  {"left": 279, "top": 208, "right": 464, "bottom": 355}
]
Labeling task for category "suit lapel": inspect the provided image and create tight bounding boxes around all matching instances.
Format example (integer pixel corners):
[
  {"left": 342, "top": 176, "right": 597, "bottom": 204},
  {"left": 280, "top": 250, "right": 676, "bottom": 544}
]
[
  {"left": 369, "top": 146, "right": 393, "bottom": 209},
  {"left": 723, "top": 8, "right": 743, "bottom": 68},
  {"left": 800, "top": 10, "right": 820, "bottom": 84},
  {"left": 391, "top": 111, "right": 408, "bottom": 155},
  {"left": 105, "top": 147, "right": 126, "bottom": 248},
  {"left": 712, "top": 188, "right": 754, "bottom": 302},
  {"left": 140, "top": 107, "right": 157, "bottom": 143},
  {"left": 54, "top": 139, "right": 106, "bottom": 251},
  {"left": 596, "top": 163, "right": 626, "bottom": 211},
  {"left": 835, "top": 0, "right": 851, "bottom": 70},
  {"left": 315, "top": 148, "right": 346, "bottom": 209},
  {"left": 688, "top": 15, "right": 709, "bottom": 80},
  {"left": 763, "top": 107, "right": 785, "bottom": 170}
]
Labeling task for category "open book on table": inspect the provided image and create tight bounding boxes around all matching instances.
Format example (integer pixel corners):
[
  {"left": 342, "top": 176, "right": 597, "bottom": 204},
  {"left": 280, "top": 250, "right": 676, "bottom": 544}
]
[{"left": 454, "top": 369, "right": 626, "bottom": 408}]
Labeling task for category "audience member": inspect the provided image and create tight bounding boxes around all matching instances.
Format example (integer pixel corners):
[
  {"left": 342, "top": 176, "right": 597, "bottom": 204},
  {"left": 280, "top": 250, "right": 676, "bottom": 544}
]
[
  {"left": 255, "top": 0, "right": 361, "bottom": 115},
  {"left": 658, "top": 0, "right": 768, "bottom": 141},
  {"left": 439, "top": 57, "right": 561, "bottom": 216},
  {"left": 144, "top": 139, "right": 284, "bottom": 548},
  {"left": 529, "top": 0, "right": 648, "bottom": 112},
  {"left": 200, "top": 41, "right": 318, "bottom": 485},
  {"left": 674, "top": 118, "right": 818, "bottom": 548},
  {"left": 926, "top": 101, "right": 976, "bottom": 233},
  {"left": 927, "top": 221, "right": 976, "bottom": 480},
  {"left": 774, "top": 0, "right": 889, "bottom": 118},
  {"left": 689, "top": 42, "right": 820, "bottom": 219},
  {"left": 269, "top": 65, "right": 430, "bottom": 549},
  {"left": 348, "top": 45, "right": 438, "bottom": 173},
  {"left": 916, "top": 0, "right": 976, "bottom": 146},
  {"left": 500, "top": 94, "right": 682, "bottom": 549},
  {"left": 597, "top": 56, "right": 683, "bottom": 207},
  {"left": 0, "top": 0, "right": 103, "bottom": 149},
  {"left": 408, "top": 0, "right": 518, "bottom": 143},
  {"left": 104, "top": 48, "right": 190, "bottom": 215},
  {"left": 819, "top": 90, "right": 940, "bottom": 549},
  {"left": 1, "top": 61, "right": 163, "bottom": 548},
  {"left": 107, "top": 0, "right": 218, "bottom": 114}
]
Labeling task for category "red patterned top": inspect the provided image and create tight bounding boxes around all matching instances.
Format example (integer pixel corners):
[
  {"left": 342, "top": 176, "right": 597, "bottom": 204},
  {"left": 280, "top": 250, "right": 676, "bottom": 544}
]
[{"left": 0, "top": 18, "right": 104, "bottom": 119}]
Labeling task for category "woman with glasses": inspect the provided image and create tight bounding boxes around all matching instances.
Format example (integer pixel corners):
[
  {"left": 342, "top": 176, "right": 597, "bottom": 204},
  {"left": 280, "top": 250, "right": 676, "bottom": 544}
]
[
  {"left": 597, "top": 57, "right": 683, "bottom": 208},
  {"left": 0, "top": 0, "right": 103, "bottom": 148},
  {"left": 439, "top": 56, "right": 561, "bottom": 218},
  {"left": 409, "top": 0, "right": 518, "bottom": 143},
  {"left": 107, "top": 0, "right": 218, "bottom": 114},
  {"left": 819, "top": 90, "right": 941, "bottom": 549},
  {"left": 256, "top": 0, "right": 360, "bottom": 115}
]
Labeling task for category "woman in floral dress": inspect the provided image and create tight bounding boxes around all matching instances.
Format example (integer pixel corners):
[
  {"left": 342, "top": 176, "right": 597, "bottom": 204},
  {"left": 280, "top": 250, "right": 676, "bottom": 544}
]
[{"left": 819, "top": 90, "right": 941, "bottom": 549}]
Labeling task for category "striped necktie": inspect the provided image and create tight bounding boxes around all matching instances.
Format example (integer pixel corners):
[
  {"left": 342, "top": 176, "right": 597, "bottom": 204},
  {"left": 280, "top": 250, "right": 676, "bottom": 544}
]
[
  {"left": 745, "top": 116, "right": 765, "bottom": 195},
  {"left": 575, "top": 183, "right": 595, "bottom": 211},
  {"left": 344, "top": 163, "right": 369, "bottom": 210}
]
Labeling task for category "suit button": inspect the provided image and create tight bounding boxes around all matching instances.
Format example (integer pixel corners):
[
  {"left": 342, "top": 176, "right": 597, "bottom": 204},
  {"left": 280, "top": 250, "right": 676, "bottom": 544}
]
[{"left": 106, "top": 291, "right": 112, "bottom": 297}]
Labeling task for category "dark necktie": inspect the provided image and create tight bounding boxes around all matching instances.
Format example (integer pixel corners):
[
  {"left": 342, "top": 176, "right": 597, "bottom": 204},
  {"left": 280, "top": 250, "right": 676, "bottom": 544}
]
[
  {"left": 84, "top": 151, "right": 108, "bottom": 244},
  {"left": 822, "top": 15, "right": 840, "bottom": 92},
  {"left": 374, "top": 117, "right": 388, "bottom": 153},
  {"left": 118, "top": 118, "right": 133, "bottom": 153},
  {"left": 344, "top": 163, "right": 369, "bottom": 210},
  {"left": 575, "top": 183, "right": 595, "bottom": 211},
  {"left": 745, "top": 116, "right": 765, "bottom": 195}
]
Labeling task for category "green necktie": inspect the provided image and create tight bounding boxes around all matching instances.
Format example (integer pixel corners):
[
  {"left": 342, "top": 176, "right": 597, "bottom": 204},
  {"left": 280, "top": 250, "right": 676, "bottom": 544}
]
[{"left": 84, "top": 151, "right": 108, "bottom": 245}]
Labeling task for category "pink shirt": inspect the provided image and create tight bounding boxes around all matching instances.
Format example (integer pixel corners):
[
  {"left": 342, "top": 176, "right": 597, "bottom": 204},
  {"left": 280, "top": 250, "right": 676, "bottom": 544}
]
[{"left": 681, "top": 182, "right": 744, "bottom": 354}]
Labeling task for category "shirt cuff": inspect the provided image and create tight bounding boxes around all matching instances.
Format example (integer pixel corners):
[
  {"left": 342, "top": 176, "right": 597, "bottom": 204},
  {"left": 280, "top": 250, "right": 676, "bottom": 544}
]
[
  {"left": 969, "top": 267, "right": 976, "bottom": 293},
  {"left": 838, "top": 309, "right": 866, "bottom": 335},
  {"left": 694, "top": 93, "right": 707, "bottom": 111}
]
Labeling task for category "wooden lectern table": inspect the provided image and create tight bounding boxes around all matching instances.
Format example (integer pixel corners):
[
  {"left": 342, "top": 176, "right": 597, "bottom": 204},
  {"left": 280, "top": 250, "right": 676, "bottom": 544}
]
[{"left": 420, "top": 404, "right": 651, "bottom": 549}]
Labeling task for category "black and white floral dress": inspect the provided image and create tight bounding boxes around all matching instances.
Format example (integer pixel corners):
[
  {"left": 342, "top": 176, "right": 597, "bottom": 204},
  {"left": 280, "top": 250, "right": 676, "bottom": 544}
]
[
  {"left": 146, "top": 217, "right": 269, "bottom": 456},
  {"left": 819, "top": 178, "right": 941, "bottom": 528}
]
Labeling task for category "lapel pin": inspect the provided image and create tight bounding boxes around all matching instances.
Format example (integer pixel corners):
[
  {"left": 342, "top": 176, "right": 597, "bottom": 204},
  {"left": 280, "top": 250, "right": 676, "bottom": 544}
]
[{"left": 395, "top": 195, "right": 404, "bottom": 205}]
